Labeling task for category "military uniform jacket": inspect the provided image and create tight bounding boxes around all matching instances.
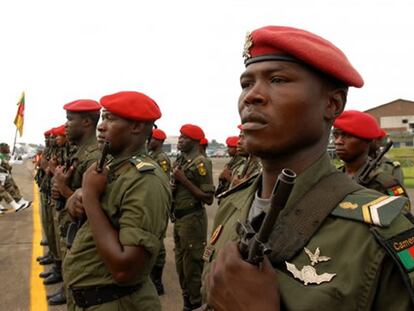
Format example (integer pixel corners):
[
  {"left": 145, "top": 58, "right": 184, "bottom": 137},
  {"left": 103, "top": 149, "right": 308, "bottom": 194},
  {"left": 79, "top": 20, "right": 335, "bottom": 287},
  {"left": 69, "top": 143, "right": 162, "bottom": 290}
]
[
  {"left": 174, "top": 152, "right": 215, "bottom": 211},
  {"left": 69, "top": 136, "right": 100, "bottom": 190},
  {"left": 203, "top": 153, "right": 413, "bottom": 310},
  {"left": 229, "top": 156, "right": 262, "bottom": 188},
  {"left": 149, "top": 150, "right": 171, "bottom": 178},
  {"left": 63, "top": 153, "right": 171, "bottom": 308},
  {"left": 380, "top": 156, "right": 404, "bottom": 185}
]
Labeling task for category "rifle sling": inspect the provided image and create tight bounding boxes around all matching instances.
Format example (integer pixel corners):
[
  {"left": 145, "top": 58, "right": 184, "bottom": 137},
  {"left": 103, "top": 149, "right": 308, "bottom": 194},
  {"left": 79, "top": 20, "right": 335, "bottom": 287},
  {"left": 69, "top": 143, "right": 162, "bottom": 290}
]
[{"left": 268, "top": 171, "right": 363, "bottom": 264}]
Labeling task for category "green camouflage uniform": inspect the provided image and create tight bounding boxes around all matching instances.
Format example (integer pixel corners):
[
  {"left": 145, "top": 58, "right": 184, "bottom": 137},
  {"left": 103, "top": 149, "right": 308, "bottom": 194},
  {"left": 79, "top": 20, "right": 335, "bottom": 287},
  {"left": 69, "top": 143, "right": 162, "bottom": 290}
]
[
  {"left": 0, "top": 152, "right": 23, "bottom": 202},
  {"left": 63, "top": 153, "right": 171, "bottom": 310},
  {"left": 202, "top": 153, "right": 414, "bottom": 310},
  {"left": 173, "top": 153, "right": 215, "bottom": 306}
]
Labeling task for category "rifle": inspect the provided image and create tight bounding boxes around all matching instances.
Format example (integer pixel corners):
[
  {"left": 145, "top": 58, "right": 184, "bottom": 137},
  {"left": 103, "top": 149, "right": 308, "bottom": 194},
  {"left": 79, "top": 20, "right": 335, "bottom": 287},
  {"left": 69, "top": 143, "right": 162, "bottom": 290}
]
[
  {"left": 356, "top": 141, "right": 393, "bottom": 186},
  {"left": 66, "top": 141, "right": 110, "bottom": 248},
  {"left": 55, "top": 143, "right": 72, "bottom": 211},
  {"left": 237, "top": 168, "right": 296, "bottom": 265},
  {"left": 215, "top": 155, "right": 238, "bottom": 196}
]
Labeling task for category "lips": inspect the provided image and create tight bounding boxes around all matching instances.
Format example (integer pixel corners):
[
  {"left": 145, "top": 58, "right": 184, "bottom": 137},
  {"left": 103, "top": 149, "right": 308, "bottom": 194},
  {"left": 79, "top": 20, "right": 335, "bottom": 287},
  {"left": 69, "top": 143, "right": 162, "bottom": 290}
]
[{"left": 241, "top": 113, "right": 268, "bottom": 131}]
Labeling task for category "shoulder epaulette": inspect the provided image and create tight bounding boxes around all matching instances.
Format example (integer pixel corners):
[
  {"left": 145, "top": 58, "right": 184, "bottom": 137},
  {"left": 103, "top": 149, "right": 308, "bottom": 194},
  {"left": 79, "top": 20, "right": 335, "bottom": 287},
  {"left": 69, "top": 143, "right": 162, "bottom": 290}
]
[
  {"left": 331, "top": 190, "right": 409, "bottom": 227},
  {"left": 217, "top": 172, "right": 259, "bottom": 199},
  {"left": 393, "top": 161, "right": 401, "bottom": 167},
  {"left": 130, "top": 157, "right": 155, "bottom": 173}
]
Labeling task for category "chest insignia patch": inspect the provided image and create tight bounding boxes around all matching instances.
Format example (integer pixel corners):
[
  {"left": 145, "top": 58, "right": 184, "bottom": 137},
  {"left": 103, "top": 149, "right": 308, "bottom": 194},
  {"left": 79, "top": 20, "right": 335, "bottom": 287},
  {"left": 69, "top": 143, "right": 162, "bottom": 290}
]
[
  {"left": 387, "top": 185, "right": 405, "bottom": 196},
  {"left": 286, "top": 247, "right": 336, "bottom": 286},
  {"left": 160, "top": 160, "right": 168, "bottom": 172},
  {"left": 339, "top": 201, "right": 358, "bottom": 210},
  {"left": 197, "top": 162, "right": 207, "bottom": 176}
]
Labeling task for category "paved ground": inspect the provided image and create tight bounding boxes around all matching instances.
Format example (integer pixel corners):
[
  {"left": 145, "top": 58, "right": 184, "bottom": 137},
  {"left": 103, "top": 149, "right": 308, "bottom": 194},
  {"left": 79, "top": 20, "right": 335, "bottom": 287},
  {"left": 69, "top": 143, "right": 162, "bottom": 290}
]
[{"left": 1, "top": 158, "right": 413, "bottom": 310}]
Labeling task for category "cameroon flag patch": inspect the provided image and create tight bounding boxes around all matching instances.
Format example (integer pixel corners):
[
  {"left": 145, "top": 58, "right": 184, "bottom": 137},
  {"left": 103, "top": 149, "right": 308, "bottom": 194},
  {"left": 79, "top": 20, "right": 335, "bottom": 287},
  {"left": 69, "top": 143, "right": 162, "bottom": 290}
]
[
  {"left": 387, "top": 186, "right": 405, "bottom": 196},
  {"left": 387, "top": 229, "right": 414, "bottom": 272}
]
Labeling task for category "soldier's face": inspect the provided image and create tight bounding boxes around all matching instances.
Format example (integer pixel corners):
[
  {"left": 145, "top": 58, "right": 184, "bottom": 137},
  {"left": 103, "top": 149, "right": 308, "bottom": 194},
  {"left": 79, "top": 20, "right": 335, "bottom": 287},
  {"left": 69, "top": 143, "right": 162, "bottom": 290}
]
[
  {"left": 238, "top": 61, "right": 328, "bottom": 158},
  {"left": 66, "top": 112, "right": 83, "bottom": 142},
  {"left": 177, "top": 134, "right": 195, "bottom": 153},
  {"left": 97, "top": 110, "right": 134, "bottom": 155},
  {"left": 227, "top": 146, "right": 237, "bottom": 157},
  {"left": 148, "top": 137, "right": 162, "bottom": 151},
  {"left": 333, "top": 129, "right": 370, "bottom": 163},
  {"left": 55, "top": 135, "right": 66, "bottom": 147},
  {"left": 236, "top": 133, "right": 249, "bottom": 157}
]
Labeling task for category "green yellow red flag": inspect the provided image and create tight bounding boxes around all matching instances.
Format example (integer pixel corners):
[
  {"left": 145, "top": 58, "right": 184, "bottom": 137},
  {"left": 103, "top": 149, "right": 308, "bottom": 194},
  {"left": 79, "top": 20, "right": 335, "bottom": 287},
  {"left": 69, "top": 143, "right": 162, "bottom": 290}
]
[{"left": 14, "top": 92, "right": 25, "bottom": 137}]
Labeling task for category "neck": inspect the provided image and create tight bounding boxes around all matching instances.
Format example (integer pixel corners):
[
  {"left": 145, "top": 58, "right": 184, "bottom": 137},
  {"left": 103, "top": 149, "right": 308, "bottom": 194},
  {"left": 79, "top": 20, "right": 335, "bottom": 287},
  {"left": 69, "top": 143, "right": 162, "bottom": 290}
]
[
  {"left": 116, "top": 143, "right": 147, "bottom": 159},
  {"left": 76, "top": 130, "right": 95, "bottom": 147},
  {"left": 185, "top": 146, "right": 199, "bottom": 158},
  {"left": 260, "top": 143, "right": 326, "bottom": 199},
  {"left": 344, "top": 152, "right": 368, "bottom": 177}
]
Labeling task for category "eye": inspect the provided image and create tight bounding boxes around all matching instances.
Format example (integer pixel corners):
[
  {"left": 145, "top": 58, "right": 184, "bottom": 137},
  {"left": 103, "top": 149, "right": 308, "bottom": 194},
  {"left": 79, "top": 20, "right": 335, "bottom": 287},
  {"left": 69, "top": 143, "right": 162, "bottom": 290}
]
[
  {"left": 240, "top": 79, "right": 254, "bottom": 90},
  {"left": 270, "top": 76, "right": 286, "bottom": 84}
]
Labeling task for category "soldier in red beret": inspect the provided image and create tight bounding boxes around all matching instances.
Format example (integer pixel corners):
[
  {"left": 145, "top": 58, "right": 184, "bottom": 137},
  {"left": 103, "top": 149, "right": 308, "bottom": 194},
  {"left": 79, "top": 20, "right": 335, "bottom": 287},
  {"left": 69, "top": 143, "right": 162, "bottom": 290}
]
[
  {"left": 215, "top": 135, "right": 245, "bottom": 196},
  {"left": 203, "top": 26, "right": 413, "bottom": 310},
  {"left": 333, "top": 110, "right": 408, "bottom": 198},
  {"left": 46, "top": 100, "right": 102, "bottom": 305},
  {"left": 63, "top": 91, "right": 171, "bottom": 310},
  {"left": 172, "top": 123, "right": 215, "bottom": 310},
  {"left": 147, "top": 127, "right": 171, "bottom": 295}
]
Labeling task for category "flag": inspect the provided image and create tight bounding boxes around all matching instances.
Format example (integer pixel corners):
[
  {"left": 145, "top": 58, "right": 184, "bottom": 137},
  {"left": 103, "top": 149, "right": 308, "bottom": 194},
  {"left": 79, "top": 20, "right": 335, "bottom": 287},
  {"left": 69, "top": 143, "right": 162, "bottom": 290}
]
[{"left": 14, "top": 92, "right": 25, "bottom": 137}]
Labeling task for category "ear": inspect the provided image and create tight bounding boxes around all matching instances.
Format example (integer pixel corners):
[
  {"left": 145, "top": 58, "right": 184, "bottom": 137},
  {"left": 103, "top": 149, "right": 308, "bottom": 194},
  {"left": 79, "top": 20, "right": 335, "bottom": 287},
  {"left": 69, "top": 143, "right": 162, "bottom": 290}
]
[
  {"left": 325, "top": 89, "right": 346, "bottom": 121},
  {"left": 130, "top": 121, "right": 145, "bottom": 135}
]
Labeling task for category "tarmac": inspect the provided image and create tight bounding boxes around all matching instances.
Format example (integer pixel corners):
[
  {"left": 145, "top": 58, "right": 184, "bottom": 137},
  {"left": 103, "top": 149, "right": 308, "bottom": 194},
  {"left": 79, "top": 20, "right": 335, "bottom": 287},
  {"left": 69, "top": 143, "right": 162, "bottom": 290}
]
[{"left": 1, "top": 158, "right": 413, "bottom": 310}]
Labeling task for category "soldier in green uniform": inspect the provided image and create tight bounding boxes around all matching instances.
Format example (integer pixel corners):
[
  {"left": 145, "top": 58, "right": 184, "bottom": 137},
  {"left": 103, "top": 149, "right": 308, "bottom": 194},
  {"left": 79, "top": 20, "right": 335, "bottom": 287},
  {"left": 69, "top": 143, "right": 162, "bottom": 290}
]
[
  {"left": 203, "top": 26, "right": 414, "bottom": 310},
  {"left": 48, "top": 99, "right": 102, "bottom": 305},
  {"left": 172, "top": 124, "right": 215, "bottom": 310},
  {"left": 0, "top": 143, "right": 31, "bottom": 211},
  {"left": 370, "top": 130, "right": 405, "bottom": 184},
  {"left": 229, "top": 131, "right": 261, "bottom": 188},
  {"left": 148, "top": 127, "right": 171, "bottom": 295},
  {"left": 215, "top": 136, "right": 244, "bottom": 196},
  {"left": 63, "top": 91, "right": 171, "bottom": 310},
  {"left": 333, "top": 110, "right": 408, "bottom": 199}
]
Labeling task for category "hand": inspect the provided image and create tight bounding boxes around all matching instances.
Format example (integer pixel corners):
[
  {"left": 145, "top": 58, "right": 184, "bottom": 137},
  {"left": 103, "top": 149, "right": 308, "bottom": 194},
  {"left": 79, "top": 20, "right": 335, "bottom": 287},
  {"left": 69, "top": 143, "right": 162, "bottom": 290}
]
[
  {"left": 51, "top": 180, "right": 61, "bottom": 200},
  {"left": 54, "top": 165, "right": 74, "bottom": 190},
  {"left": 207, "top": 241, "right": 279, "bottom": 311},
  {"left": 82, "top": 162, "right": 108, "bottom": 201},
  {"left": 219, "top": 168, "right": 232, "bottom": 182},
  {"left": 173, "top": 167, "right": 187, "bottom": 183},
  {"left": 48, "top": 158, "right": 58, "bottom": 175},
  {"left": 66, "top": 188, "right": 85, "bottom": 219}
]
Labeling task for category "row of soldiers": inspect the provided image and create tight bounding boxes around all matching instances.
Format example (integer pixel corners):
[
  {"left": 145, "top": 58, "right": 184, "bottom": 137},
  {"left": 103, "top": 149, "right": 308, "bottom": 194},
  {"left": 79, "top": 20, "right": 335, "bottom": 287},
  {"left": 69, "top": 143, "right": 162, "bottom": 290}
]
[
  {"left": 0, "top": 143, "right": 31, "bottom": 214},
  {"left": 32, "top": 24, "right": 414, "bottom": 311}
]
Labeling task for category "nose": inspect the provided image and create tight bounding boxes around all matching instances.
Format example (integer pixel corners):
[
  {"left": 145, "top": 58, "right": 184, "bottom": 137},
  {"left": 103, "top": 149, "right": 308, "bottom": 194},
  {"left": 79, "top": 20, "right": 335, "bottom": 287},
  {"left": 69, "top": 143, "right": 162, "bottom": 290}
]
[{"left": 240, "top": 82, "right": 267, "bottom": 108}]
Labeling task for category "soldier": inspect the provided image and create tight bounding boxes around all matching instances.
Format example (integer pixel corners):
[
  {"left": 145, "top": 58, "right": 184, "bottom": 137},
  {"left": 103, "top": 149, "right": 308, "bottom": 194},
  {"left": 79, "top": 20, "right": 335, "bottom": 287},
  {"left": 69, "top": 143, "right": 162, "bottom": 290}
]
[
  {"left": 215, "top": 136, "right": 244, "bottom": 196},
  {"left": 199, "top": 137, "right": 213, "bottom": 174},
  {"left": 0, "top": 143, "right": 31, "bottom": 211},
  {"left": 172, "top": 124, "right": 215, "bottom": 310},
  {"left": 370, "top": 129, "right": 405, "bottom": 184},
  {"left": 229, "top": 130, "right": 261, "bottom": 188},
  {"left": 63, "top": 91, "right": 171, "bottom": 310},
  {"left": 48, "top": 99, "right": 102, "bottom": 305},
  {"left": 333, "top": 110, "right": 408, "bottom": 198},
  {"left": 148, "top": 127, "right": 171, "bottom": 295},
  {"left": 203, "top": 25, "right": 413, "bottom": 310}
]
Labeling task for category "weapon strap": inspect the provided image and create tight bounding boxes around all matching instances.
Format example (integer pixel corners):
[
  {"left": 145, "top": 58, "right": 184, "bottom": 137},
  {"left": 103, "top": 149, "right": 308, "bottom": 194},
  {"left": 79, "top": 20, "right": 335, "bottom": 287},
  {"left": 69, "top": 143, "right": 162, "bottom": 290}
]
[{"left": 269, "top": 171, "right": 363, "bottom": 264}]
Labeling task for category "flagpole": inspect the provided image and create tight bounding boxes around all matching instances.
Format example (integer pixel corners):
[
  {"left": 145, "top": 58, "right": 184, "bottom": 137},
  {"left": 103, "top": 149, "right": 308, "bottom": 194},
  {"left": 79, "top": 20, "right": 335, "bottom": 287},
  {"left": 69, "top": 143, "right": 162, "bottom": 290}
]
[{"left": 11, "top": 127, "right": 18, "bottom": 156}]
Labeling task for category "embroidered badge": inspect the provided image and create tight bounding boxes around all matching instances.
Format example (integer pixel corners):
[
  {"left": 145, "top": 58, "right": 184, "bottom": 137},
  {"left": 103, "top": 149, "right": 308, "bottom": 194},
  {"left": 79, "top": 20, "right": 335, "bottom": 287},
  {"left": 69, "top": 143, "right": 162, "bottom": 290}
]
[
  {"left": 339, "top": 202, "right": 358, "bottom": 210},
  {"left": 197, "top": 162, "right": 207, "bottom": 176},
  {"left": 160, "top": 160, "right": 168, "bottom": 172},
  {"left": 209, "top": 225, "right": 223, "bottom": 245},
  {"left": 387, "top": 229, "right": 414, "bottom": 272},
  {"left": 387, "top": 186, "right": 405, "bottom": 196},
  {"left": 242, "top": 31, "right": 253, "bottom": 60},
  {"left": 286, "top": 247, "right": 336, "bottom": 286}
]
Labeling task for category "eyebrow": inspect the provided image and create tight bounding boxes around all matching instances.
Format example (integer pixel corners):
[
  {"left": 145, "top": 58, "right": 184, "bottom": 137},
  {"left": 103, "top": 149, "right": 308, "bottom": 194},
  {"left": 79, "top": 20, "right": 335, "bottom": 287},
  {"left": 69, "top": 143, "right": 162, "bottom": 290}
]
[{"left": 240, "top": 63, "right": 292, "bottom": 80}]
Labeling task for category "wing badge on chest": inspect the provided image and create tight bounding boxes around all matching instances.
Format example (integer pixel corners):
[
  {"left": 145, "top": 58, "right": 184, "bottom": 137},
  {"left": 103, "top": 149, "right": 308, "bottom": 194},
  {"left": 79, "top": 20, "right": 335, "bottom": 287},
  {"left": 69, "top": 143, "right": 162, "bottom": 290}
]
[{"left": 285, "top": 247, "right": 336, "bottom": 286}]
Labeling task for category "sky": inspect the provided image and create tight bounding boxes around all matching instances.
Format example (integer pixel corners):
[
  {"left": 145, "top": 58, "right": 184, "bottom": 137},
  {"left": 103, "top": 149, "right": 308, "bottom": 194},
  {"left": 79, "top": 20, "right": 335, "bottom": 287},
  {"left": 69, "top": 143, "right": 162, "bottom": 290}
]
[{"left": 1, "top": 0, "right": 414, "bottom": 147}]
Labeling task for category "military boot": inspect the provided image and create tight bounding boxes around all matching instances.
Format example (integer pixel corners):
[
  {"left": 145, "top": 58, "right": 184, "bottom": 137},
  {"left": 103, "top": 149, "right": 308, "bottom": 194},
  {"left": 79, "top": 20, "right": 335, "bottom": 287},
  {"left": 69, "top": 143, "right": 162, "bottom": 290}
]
[
  {"left": 48, "top": 287, "right": 66, "bottom": 305},
  {"left": 150, "top": 266, "right": 165, "bottom": 295},
  {"left": 43, "top": 261, "right": 62, "bottom": 285}
]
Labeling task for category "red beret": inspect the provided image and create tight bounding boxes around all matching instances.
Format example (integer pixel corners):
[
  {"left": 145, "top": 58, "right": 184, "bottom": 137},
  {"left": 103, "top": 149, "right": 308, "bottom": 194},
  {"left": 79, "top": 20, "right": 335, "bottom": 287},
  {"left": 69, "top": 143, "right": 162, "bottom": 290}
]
[
  {"left": 100, "top": 91, "right": 161, "bottom": 121},
  {"left": 180, "top": 124, "right": 205, "bottom": 141},
  {"left": 200, "top": 138, "right": 208, "bottom": 146},
  {"left": 152, "top": 128, "right": 166, "bottom": 140},
  {"left": 63, "top": 99, "right": 101, "bottom": 112},
  {"left": 44, "top": 129, "right": 52, "bottom": 137},
  {"left": 333, "top": 110, "right": 381, "bottom": 140},
  {"left": 379, "top": 129, "right": 387, "bottom": 139},
  {"left": 52, "top": 125, "right": 66, "bottom": 136},
  {"left": 226, "top": 136, "right": 239, "bottom": 147},
  {"left": 243, "top": 26, "right": 364, "bottom": 88}
]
